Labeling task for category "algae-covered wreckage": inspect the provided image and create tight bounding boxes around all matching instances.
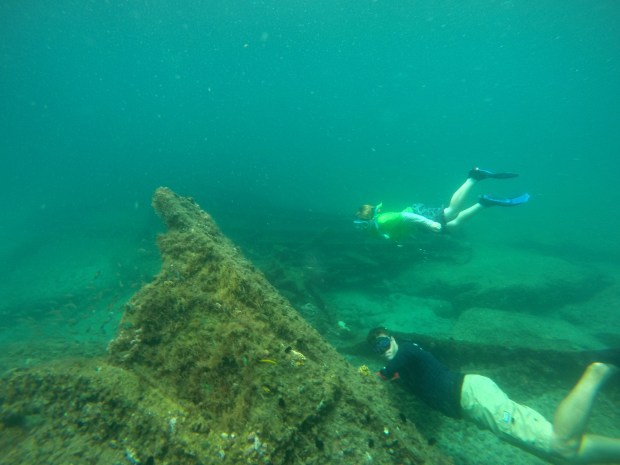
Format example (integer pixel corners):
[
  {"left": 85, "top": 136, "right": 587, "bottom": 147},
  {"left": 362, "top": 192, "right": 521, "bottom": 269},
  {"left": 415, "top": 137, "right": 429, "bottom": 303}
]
[{"left": 0, "top": 187, "right": 453, "bottom": 465}]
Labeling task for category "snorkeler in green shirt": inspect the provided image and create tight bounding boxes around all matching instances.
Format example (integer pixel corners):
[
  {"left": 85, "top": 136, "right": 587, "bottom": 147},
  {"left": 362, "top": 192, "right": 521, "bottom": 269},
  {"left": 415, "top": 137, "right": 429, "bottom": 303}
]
[{"left": 354, "top": 167, "right": 529, "bottom": 240}]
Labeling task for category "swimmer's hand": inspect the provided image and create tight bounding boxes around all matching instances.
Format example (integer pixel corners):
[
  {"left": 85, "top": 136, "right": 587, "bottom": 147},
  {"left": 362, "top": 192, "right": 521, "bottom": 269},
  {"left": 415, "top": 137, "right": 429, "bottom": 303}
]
[
  {"left": 429, "top": 222, "right": 442, "bottom": 232},
  {"left": 376, "top": 371, "right": 400, "bottom": 381}
]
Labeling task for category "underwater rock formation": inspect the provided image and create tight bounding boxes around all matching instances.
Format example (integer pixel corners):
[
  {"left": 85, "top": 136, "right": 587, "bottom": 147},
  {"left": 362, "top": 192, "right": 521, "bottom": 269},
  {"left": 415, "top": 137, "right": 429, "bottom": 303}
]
[
  {"left": 397, "top": 243, "right": 611, "bottom": 316},
  {"left": 0, "top": 187, "right": 452, "bottom": 465}
]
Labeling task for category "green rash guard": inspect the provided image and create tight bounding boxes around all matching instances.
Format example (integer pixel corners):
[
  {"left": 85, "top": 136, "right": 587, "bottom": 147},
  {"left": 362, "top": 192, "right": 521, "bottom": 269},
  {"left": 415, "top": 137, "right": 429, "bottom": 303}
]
[
  {"left": 374, "top": 209, "right": 440, "bottom": 240},
  {"left": 374, "top": 212, "right": 410, "bottom": 240}
]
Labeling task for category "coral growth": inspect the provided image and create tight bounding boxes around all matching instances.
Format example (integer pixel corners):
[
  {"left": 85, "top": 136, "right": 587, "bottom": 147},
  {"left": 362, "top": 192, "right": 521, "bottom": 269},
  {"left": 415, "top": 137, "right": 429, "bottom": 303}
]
[{"left": 0, "top": 187, "right": 452, "bottom": 465}]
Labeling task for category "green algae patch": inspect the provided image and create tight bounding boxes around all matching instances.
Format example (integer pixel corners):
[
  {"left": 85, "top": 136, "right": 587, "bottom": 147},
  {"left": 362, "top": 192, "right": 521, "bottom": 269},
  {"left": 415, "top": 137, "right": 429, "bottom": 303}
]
[{"left": 0, "top": 187, "right": 452, "bottom": 465}]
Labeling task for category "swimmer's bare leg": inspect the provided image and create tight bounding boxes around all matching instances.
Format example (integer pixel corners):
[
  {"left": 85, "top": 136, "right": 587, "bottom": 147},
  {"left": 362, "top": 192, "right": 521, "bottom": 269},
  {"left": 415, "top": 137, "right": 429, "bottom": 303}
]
[
  {"left": 444, "top": 203, "right": 484, "bottom": 231},
  {"left": 551, "top": 362, "right": 620, "bottom": 464},
  {"left": 443, "top": 178, "right": 476, "bottom": 222}
]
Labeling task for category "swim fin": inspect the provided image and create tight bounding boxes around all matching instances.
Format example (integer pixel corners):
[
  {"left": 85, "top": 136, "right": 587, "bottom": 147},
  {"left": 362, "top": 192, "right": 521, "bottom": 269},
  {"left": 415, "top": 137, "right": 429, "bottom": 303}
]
[
  {"left": 479, "top": 193, "right": 530, "bottom": 207},
  {"left": 469, "top": 167, "right": 519, "bottom": 181}
]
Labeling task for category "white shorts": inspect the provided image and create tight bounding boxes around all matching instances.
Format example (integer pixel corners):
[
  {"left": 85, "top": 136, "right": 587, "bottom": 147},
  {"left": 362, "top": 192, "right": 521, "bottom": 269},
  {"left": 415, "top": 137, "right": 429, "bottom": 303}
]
[{"left": 460, "top": 374, "right": 555, "bottom": 459}]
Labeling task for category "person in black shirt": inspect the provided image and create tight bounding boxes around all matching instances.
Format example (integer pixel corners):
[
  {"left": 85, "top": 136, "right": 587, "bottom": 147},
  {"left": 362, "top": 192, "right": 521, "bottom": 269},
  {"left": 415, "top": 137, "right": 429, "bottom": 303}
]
[{"left": 367, "top": 327, "right": 620, "bottom": 464}]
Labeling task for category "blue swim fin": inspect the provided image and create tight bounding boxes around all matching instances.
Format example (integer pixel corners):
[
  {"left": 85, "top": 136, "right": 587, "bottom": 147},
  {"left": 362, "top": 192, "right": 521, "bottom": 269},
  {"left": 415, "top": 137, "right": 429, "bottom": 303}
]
[
  {"left": 469, "top": 167, "right": 519, "bottom": 181},
  {"left": 479, "top": 193, "right": 530, "bottom": 207}
]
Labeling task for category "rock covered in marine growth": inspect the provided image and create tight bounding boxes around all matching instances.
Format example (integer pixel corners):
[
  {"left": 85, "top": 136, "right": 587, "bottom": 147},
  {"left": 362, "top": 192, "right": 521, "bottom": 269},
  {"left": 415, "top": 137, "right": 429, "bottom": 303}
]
[{"left": 0, "top": 187, "right": 452, "bottom": 465}]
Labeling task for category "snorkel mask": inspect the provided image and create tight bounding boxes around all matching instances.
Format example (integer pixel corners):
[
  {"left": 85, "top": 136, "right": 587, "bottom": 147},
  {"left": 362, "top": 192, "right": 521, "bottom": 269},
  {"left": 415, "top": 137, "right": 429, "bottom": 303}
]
[
  {"left": 353, "top": 202, "right": 383, "bottom": 230},
  {"left": 353, "top": 219, "right": 371, "bottom": 230},
  {"left": 373, "top": 336, "right": 391, "bottom": 354}
]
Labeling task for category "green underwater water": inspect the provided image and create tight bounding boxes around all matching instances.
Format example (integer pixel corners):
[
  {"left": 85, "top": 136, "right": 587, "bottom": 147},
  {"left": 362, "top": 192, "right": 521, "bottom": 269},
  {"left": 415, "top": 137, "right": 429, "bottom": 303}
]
[{"left": 1, "top": 1, "right": 619, "bottom": 464}]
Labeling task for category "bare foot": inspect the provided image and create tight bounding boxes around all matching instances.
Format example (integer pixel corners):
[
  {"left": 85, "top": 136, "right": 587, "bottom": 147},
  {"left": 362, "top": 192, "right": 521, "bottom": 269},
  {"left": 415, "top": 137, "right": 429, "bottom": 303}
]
[{"left": 588, "top": 362, "right": 618, "bottom": 382}]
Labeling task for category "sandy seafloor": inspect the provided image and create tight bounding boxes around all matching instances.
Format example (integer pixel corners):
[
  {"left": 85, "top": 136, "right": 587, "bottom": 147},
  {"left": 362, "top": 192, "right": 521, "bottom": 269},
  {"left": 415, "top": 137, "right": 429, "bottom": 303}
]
[{"left": 0, "top": 205, "right": 618, "bottom": 465}]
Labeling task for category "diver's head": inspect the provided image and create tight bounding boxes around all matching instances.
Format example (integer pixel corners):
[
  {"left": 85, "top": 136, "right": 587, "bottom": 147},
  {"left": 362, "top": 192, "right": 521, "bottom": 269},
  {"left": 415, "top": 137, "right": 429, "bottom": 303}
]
[
  {"left": 354, "top": 203, "right": 383, "bottom": 230},
  {"left": 354, "top": 205, "right": 374, "bottom": 230},
  {"left": 367, "top": 327, "right": 398, "bottom": 360},
  {"left": 356, "top": 204, "right": 376, "bottom": 221}
]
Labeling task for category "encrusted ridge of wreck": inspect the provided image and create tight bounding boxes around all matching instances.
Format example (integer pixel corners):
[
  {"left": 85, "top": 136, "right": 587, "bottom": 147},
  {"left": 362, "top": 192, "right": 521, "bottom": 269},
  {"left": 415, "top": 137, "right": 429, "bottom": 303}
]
[{"left": 0, "top": 187, "right": 452, "bottom": 465}]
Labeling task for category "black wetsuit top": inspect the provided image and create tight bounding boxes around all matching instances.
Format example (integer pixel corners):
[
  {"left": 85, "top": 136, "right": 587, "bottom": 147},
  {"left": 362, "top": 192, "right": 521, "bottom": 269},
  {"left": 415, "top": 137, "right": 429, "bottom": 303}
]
[{"left": 379, "top": 340, "right": 465, "bottom": 418}]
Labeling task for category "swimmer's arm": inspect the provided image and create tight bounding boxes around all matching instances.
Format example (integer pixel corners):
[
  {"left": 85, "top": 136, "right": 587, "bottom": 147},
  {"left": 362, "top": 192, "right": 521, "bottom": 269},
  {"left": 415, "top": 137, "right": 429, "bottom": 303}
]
[
  {"left": 377, "top": 367, "right": 401, "bottom": 381},
  {"left": 401, "top": 212, "right": 442, "bottom": 232}
]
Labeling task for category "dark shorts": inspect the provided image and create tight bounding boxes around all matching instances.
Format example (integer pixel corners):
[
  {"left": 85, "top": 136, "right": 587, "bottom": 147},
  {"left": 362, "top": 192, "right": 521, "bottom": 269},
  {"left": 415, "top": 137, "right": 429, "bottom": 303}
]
[{"left": 411, "top": 203, "right": 446, "bottom": 226}]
